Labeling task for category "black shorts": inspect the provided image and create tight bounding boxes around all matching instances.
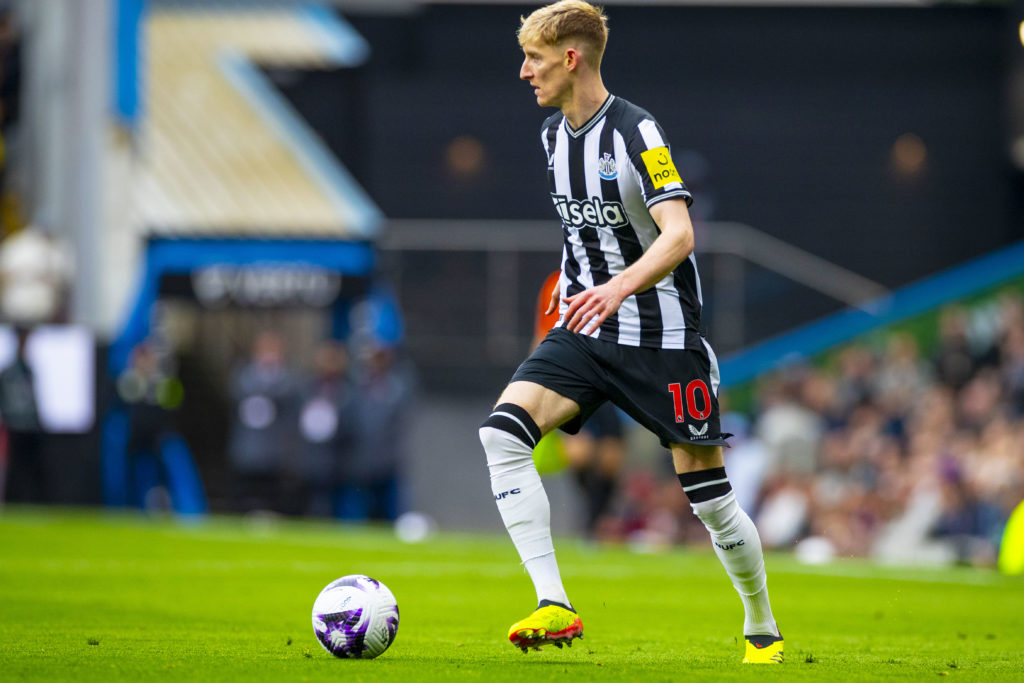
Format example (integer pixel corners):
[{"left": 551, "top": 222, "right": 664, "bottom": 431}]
[{"left": 510, "top": 327, "right": 729, "bottom": 448}]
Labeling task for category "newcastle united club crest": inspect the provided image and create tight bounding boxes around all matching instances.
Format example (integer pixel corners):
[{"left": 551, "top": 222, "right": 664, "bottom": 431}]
[{"left": 597, "top": 152, "right": 618, "bottom": 180}]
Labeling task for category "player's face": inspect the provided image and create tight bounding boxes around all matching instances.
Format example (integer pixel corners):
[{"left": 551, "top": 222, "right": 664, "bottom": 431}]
[{"left": 520, "top": 41, "right": 570, "bottom": 108}]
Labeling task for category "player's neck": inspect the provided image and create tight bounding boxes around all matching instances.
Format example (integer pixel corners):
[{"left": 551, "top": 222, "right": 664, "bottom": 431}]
[{"left": 561, "top": 79, "right": 610, "bottom": 130}]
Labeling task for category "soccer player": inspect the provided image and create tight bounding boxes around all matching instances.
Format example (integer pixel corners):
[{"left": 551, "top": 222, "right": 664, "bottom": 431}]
[{"left": 479, "top": 0, "right": 783, "bottom": 663}]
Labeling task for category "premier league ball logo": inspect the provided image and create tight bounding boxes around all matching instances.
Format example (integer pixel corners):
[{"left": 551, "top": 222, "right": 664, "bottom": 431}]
[{"left": 311, "top": 575, "right": 399, "bottom": 659}]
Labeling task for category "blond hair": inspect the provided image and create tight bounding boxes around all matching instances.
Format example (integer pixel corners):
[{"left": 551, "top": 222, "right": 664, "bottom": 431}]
[{"left": 518, "top": 1, "right": 609, "bottom": 69}]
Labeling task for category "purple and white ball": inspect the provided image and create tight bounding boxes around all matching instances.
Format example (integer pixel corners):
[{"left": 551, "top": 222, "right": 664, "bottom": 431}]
[{"left": 311, "top": 575, "right": 399, "bottom": 659}]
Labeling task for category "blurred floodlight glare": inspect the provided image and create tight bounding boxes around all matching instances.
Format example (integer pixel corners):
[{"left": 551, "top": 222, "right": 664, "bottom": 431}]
[
  {"left": 445, "top": 135, "right": 486, "bottom": 177},
  {"left": 891, "top": 132, "right": 927, "bottom": 176},
  {"left": 1019, "top": 20, "right": 1023, "bottom": 47}
]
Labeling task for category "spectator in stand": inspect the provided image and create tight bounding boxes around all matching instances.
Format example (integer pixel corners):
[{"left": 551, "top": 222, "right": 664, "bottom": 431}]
[
  {"left": 337, "top": 341, "right": 415, "bottom": 522},
  {"left": 562, "top": 403, "right": 627, "bottom": 539},
  {"left": 720, "top": 412, "right": 768, "bottom": 516},
  {"left": 227, "top": 331, "right": 301, "bottom": 515},
  {"left": 752, "top": 369, "right": 824, "bottom": 547},
  {"left": 754, "top": 369, "right": 825, "bottom": 477},
  {"left": 116, "top": 340, "right": 203, "bottom": 513},
  {"left": 294, "top": 340, "right": 357, "bottom": 518},
  {"left": 931, "top": 453, "right": 1002, "bottom": 565},
  {"left": 0, "top": 326, "right": 43, "bottom": 502},
  {"left": 957, "top": 368, "right": 1003, "bottom": 433},
  {"left": 874, "top": 333, "right": 931, "bottom": 434},
  {"left": 934, "top": 308, "right": 978, "bottom": 391},
  {"left": 998, "top": 300, "right": 1024, "bottom": 417},
  {"left": 832, "top": 345, "right": 877, "bottom": 420}
]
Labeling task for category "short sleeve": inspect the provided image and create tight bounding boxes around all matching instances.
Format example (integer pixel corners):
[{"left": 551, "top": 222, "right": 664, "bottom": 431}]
[{"left": 627, "top": 118, "right": 693, "bottom": 208}]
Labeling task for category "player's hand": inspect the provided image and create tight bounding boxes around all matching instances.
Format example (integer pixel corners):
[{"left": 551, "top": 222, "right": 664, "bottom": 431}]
[
  {"left": 563, "top": 280, "right": 627, "bottom": 335},
  {"left": 545, "top": 280, "right": 560, "bottom": 316}
]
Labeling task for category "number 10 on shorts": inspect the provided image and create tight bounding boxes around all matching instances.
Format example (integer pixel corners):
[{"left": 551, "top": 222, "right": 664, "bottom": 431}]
[{"left": 668, "top": 380, "right": 712, "bottom": 423}]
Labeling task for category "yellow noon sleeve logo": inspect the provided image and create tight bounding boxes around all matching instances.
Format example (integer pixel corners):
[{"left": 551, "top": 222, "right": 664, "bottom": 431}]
[{"left": 640, "top": 146, "right": 681, "bottom": 190}]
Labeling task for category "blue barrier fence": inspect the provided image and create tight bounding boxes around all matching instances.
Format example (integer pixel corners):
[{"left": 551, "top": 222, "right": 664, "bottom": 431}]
[{"left": 719, "top": 239, "right": 1024, "bottom": 387}]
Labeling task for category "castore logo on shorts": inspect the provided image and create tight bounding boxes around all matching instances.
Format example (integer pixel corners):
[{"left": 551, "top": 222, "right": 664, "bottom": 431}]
[{"left": 688, "top": 423, "right": 709, "bottom": 438}]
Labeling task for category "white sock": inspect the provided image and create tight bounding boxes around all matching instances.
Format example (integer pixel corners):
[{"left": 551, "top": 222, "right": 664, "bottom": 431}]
[
  {"left": 524, "top": 552, "right": 570, "bottom": 608},
  {"left": 481, "top": 403, "right": 569, "bottom": 607},
  {"left": 681, "top": 469, "right": 778, "bottom": 637}
]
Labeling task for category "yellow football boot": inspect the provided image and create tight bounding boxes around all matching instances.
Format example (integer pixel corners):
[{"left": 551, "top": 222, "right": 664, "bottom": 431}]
[
  {"left": 743, "top": 633, "right": 784, "bottom": 663},
  {"left": 507, "top": 601, "right": 583, "bottom": 652}
]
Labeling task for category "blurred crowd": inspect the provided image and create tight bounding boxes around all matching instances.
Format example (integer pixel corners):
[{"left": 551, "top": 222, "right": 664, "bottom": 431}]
[
  {"left": 114, "top": 330, "right": 415, "bottom": 521},
  {"left": 604, "top": 291, "right": 1024, "bottom": 567}
]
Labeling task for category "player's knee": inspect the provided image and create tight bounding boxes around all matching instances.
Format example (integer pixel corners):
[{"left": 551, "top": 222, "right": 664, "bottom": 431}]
[
  {"left": 480, "top": 403, "right": 542, "bottom": 468},
  {"left": 480, "top": 403, "right": 540, "bottom": 449},
  {"left": 671, "top": 442, "right": 724, "bottom": 473},
  {"left": 479, "top": 424, "right": 518, "bottom": 457}
]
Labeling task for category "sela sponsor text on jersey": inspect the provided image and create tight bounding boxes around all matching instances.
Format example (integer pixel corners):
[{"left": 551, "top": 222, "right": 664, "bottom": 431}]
[{"left": 551, "top": 194, "right": 630, "bottom": 230}]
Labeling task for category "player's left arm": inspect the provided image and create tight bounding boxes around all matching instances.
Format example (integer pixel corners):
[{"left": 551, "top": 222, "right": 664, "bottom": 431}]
[{"left": 562, "top": 198, "right": 694, "bottom": 334}]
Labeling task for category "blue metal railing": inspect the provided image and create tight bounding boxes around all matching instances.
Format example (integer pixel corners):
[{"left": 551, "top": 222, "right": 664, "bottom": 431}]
[{"left": 720, "top": 239, "right": 1024, "bottom": 387}]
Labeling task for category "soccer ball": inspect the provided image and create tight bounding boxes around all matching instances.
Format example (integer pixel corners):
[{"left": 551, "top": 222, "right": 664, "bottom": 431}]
[{"left": 311, "top": 574, "right": 399, "bottom": 659}]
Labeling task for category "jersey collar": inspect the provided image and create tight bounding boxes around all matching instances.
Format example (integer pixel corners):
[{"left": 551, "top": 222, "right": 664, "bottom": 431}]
[{"left": 563, "top": 94, "right": 615, "bottom": 139}]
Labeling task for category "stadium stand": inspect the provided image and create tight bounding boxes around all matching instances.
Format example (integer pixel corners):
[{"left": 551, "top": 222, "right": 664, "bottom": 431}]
[
  {"left": 139, "top": 3, "right": 377, "bottom": 236},
  {"left": 752, "top": 290, "right": 1022, "bottom": 567}
]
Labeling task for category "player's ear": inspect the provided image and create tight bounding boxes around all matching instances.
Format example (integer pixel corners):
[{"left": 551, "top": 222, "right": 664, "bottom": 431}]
[{"left": 564, "top": 47, "right": 579, "bottom": 71}]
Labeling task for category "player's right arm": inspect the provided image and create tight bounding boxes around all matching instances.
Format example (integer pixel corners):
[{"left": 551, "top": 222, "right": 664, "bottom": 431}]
[{"left": 630, "top": 197, "right": 696, "bottom": 290}]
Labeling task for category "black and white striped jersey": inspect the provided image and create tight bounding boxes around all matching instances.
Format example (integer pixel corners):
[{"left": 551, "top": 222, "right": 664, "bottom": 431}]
[{"left": 541, "top": 94, "right": 704, "bottom": 350}]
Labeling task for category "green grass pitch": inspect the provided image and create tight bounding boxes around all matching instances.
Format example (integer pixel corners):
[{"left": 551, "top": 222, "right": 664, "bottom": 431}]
[{"left": 1, "top": 509, "right": 1022, "bottom": 681}]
